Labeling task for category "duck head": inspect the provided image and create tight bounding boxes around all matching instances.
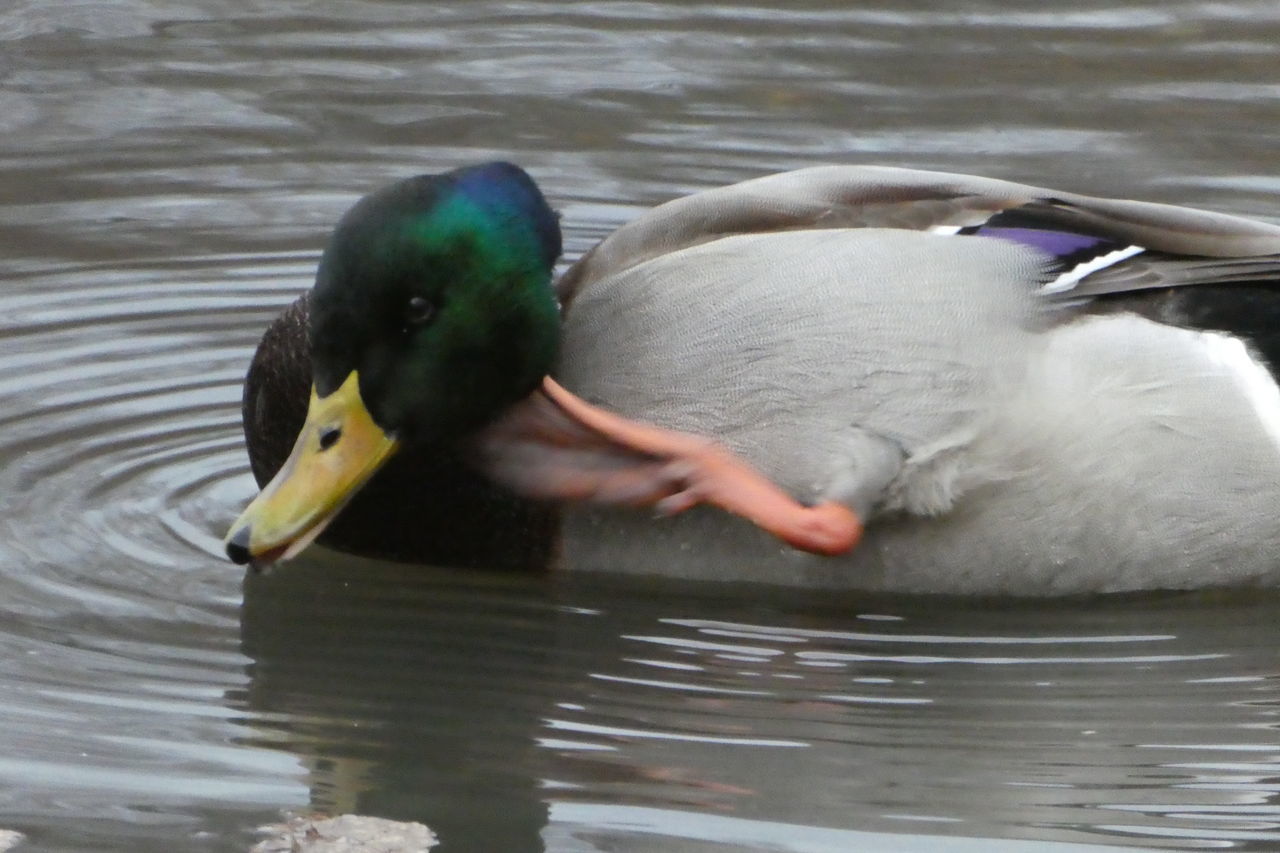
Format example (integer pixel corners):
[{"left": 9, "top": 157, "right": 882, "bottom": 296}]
[{"left": 224, "top": 163, "right": 561, "bottom": 565}]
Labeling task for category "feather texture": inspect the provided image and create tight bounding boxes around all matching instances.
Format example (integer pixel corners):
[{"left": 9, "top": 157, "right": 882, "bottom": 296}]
[{"left": 553, "top": 167, "right": 1280, "bottom": 593}]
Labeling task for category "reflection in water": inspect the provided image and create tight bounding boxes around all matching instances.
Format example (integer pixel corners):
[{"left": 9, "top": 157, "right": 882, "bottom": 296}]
[
  {"left": 240, "top": 557, "right": 553, "bottom": 850},
  {"left": 2, "top": 0, "right": 1280, "bottom": 850},
  {"left": 240, "top": 553, "right": 1280, "bottom": 852}
]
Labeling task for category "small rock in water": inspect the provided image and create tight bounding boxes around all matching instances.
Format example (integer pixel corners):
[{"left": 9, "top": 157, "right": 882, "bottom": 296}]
[
  {"left": 0, "top": 830, "right": 23, "bottom": 851},
  {"left": 253, "top": 814, "right": 438, "bottom": 852}
]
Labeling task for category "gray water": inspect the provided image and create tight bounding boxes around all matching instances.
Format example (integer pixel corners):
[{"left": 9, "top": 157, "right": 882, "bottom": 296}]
[{"left": 3, "top": 1, "right": 1280, "bottom": 850}]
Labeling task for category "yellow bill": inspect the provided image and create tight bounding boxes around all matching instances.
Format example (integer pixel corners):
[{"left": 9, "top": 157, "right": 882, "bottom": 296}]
[{"left": 224, "top": 371, "right": 399, "bottom": 566}]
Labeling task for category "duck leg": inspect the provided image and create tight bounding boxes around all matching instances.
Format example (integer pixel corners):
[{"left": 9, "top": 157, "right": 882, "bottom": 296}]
[{"left": 473, "top": 378, "right": 863, "bottom": 556}]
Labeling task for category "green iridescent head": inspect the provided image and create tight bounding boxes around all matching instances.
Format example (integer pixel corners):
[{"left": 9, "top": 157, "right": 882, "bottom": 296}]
[
  {"left": 310, "top": 161, "right": 562, "bottom": 442},
  {"left": 224, "top": 163, "right": 562, "bottom": 565}
]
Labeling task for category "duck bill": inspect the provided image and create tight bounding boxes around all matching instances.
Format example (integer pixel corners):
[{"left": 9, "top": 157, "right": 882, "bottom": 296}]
[{"left": 224, "top": 371, "right": 399, "bottom": 566}]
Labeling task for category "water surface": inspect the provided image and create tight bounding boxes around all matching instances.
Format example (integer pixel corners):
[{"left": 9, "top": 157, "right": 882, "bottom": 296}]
[{"left": 3, "top": 1, "right": 1280, "bottom": 850}]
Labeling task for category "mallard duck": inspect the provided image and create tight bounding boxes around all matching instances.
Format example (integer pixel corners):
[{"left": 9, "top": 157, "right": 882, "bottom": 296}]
[{"left": 225, "top": 163, "right": 1280, "bottom": 594}]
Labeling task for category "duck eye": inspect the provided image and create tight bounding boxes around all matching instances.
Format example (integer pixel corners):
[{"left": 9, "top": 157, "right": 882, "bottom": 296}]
[{"left": 405, "top": 296, "right": 435, "bottom": 327}]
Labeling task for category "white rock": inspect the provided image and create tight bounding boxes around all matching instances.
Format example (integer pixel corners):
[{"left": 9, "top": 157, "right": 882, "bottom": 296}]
[{"left": 253, "top": 814, "right": 438, "bottom": 852}]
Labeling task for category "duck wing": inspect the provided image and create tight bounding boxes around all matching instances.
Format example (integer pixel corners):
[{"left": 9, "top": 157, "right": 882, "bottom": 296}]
[{"left": 558, "top": 165, "right": 1280, "bottom": 308}]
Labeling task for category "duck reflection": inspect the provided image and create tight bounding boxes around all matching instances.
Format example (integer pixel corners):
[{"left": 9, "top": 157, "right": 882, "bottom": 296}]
[
  {"left": 237, "top": 554, "right": 562, "bottom": 851},
  {"left": 236, "top": 558, "right": 1280, "bottom": 852}
]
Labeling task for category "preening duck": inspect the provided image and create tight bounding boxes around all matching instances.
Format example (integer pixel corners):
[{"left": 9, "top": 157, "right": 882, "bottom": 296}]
[{"left": 225, "top": 163, "right": 1280, "bottom": 594}]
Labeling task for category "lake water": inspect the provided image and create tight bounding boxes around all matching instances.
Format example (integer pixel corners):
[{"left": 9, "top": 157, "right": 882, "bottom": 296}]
[{"left": 4, "top": 1, "right": 1280, "bottom": 850}]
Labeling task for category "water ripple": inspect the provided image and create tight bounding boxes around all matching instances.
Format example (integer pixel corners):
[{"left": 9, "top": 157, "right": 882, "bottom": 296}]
[{"left": 3, "top": 1, "right": 1280, "bottom": 851}]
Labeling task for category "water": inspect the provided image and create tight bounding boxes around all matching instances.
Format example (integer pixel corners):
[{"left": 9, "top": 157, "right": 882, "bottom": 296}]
[{"left": 3, "top": 1, "right": 1280, "bottom": 850}]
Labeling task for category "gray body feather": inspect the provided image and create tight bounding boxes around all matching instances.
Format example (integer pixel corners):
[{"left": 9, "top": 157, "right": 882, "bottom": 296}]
[{"left": 553, "top": 166, "right": 1280, "bottom": 594}]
